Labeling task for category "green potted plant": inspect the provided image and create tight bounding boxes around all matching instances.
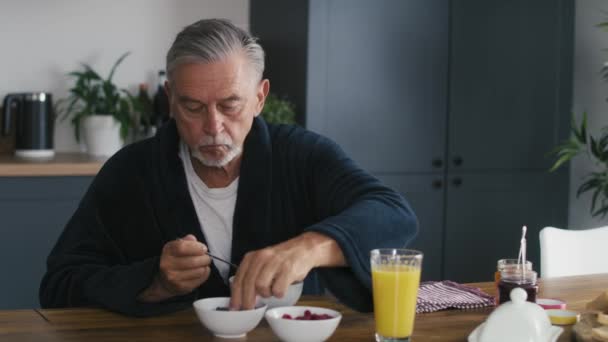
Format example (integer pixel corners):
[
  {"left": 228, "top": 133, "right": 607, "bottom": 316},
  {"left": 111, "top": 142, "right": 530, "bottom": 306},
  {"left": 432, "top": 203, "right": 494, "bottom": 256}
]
[
  {"left": 261, "top": 93, "right": 297, "bottom": 124},
  {"left": 551, "top": 19, "right": 608, "bottom": 218},
  {"left": 551, "top": 14, "right": 608, "bottom": 218},
  {"left": 551, "top": 114, "right": 608, "bottom": 217},
  {"left": 59, "top": 52, "right": 138, "bottom": 157}
]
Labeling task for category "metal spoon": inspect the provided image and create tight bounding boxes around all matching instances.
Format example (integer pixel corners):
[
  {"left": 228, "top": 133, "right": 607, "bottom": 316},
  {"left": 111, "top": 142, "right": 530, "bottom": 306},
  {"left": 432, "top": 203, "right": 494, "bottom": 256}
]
[
  {"left": 175, "top": 236, "right": 239, "bottom": 269},
  {"left": 206, "top": 252, "right": 239, "bottom": 270}
]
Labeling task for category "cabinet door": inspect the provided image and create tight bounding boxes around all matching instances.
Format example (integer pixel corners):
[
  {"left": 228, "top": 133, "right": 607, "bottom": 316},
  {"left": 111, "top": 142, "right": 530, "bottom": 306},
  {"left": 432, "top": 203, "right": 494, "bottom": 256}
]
[
  {"left": 377, "top": 174, "right": 445, "bottom": 281},
  {"left": 443, "top": 171, "right": 568, "bottom": 283},
  {"left": 0, "top": 177, "right": 92, "bottom": 309},
  {"left": 448, "top": 0, "right": 573, "bottom": 171},
  {"left": 307, "top": 0, "right": 449, "bottom": 173}
]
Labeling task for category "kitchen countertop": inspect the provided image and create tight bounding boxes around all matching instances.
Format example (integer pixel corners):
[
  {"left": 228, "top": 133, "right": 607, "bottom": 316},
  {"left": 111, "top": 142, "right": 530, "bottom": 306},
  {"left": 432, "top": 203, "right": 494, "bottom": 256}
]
[{"left": 0, "top": 153, "right": 105, "bottom": 177}]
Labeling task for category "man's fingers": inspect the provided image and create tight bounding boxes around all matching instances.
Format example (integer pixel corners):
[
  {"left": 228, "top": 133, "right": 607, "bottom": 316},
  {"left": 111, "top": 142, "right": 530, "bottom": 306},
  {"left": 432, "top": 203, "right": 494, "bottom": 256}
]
[
  {"left": 170, "top": 240, "right": 207, "bottom": 257},
  {"left": 241, "top": 252, "right": 267, "bottom": 310},
  {"left": 161, "top": 266, "right": 210, "bottom": 294},
  {"left": 255, "top": 263, "right": 276, "bottom": 298},
  {"left": 164, "top": 266, "right": 208, "bottom": 283},
  {"left": 271, "top": 272, "right": 291, "bottom": 299},
  {"left": 170, "top": 254, "right": 212, "bottom": 270},
  {"left": 229, "top": 275, "right": 243, "bottom": 310},
  {"left": 179, "top": 266, "right": 210, "bottom": 281},
  {"left": 230, "top": 255, "right": 253, "bottom": 310},
  {"left": 182, "top": 234, "right": 197, "bottom": 241}
]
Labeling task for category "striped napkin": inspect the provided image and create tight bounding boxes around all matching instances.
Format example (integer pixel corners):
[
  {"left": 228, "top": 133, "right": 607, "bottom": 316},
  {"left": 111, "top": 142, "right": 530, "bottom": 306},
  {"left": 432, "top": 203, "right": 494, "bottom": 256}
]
[{"left": 416, "top": 280, "right": 495, "bottom": 313}]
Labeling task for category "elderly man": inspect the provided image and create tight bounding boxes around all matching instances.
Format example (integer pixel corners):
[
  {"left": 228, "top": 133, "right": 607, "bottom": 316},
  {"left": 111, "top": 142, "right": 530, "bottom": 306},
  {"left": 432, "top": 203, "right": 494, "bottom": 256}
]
[{"left": 39, "top": 19, "right": 417, "bottom": 316}]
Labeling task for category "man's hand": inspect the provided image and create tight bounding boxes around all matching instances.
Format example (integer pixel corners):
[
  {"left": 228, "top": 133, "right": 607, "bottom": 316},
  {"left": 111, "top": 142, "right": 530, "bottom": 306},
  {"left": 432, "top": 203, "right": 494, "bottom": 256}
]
[
  {"left": 229, "top": 232, "right": 346, "bottom": 310},
  {"left": 138, "top": 234, "right": 211, "bottom": 302}
]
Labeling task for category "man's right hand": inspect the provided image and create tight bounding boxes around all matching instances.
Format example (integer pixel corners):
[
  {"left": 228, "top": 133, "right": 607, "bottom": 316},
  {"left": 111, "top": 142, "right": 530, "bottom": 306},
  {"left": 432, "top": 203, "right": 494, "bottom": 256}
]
[{"left": 138, "top": 234, "right": 211, "bottom": 302}]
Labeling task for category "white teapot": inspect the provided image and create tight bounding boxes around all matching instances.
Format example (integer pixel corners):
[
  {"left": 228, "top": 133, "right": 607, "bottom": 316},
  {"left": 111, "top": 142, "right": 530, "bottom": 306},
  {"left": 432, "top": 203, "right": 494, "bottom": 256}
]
[{"left": 468, "top": 287, "right": 563, "bottom": 342}]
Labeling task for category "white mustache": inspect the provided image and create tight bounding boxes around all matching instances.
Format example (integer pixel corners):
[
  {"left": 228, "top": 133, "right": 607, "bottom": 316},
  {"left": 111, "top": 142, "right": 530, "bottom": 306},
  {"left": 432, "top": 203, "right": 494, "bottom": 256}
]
[{"left": 197, "top": 134, "right": 233, "bottom": 147}]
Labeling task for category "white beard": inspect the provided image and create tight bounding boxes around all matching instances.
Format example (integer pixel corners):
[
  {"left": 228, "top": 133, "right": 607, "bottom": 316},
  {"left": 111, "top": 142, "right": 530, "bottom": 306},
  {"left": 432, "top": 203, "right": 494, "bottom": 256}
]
[
  {"left": 191, "top": 145, "right": 242, "bottom": 167},
  {"left": 189, "top": 133, "right": 242, "bottom": 168}
]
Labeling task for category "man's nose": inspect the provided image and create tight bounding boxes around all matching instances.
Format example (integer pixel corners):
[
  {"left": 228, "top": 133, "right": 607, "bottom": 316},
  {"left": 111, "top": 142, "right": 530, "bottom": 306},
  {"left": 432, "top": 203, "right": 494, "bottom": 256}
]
[{"left": 203, "top": 108, "right": 223, "bottom": 136}]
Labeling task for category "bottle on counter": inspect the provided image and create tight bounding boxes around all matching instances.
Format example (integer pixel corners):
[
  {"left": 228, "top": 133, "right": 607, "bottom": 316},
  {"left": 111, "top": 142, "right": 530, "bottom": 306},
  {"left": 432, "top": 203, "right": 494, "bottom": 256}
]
[
  {"left": 137, "top": 83, "right": 154, "bottom": 138},
  {"left": 153, "top": 70, "right": 170, "bottom": 128}
]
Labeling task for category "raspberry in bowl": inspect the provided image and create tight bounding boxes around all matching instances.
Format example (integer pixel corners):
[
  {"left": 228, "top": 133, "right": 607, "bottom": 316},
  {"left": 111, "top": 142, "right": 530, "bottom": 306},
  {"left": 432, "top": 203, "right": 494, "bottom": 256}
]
[{"left": 265, "top": 306, "right": 342, "bottom": 342}]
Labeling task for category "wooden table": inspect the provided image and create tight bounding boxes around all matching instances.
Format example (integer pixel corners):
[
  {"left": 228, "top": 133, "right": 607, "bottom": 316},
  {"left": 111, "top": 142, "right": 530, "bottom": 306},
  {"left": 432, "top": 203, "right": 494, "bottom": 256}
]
[{"left": 1, "top": 274, "right": 606, "bottom": 341}]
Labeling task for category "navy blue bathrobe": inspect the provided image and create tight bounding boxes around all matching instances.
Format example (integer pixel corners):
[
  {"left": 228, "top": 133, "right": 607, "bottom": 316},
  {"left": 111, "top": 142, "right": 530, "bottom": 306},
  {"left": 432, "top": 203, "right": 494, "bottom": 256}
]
[{"left": 39, "top": 117, "right": 418, "bottom": 317}]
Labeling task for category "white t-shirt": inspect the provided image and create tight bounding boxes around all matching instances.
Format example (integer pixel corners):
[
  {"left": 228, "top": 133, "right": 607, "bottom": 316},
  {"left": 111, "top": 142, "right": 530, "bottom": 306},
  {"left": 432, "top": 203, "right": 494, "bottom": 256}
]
[{"left": 179, "top": 141, "right": 238, "bottom": 283}]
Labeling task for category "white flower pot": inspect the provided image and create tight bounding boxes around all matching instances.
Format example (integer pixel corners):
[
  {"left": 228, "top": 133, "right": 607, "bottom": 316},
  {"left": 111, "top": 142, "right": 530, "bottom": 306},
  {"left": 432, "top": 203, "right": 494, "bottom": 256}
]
[{"left": 82, "top": 115, "right": 123, "bottom": 157}]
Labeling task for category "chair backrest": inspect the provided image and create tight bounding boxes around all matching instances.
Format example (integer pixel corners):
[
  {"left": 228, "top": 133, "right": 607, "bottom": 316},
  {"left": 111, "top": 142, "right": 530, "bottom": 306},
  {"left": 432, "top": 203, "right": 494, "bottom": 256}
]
[{"left": 539, "top": 226, "right": 608, "bottom": 278}]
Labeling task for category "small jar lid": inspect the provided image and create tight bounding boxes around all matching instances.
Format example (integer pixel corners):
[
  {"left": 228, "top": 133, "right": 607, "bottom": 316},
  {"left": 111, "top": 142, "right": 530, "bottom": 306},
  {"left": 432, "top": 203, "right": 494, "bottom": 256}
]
[{"left": 536, "top": 298, "right": 567, "bottom": 310}]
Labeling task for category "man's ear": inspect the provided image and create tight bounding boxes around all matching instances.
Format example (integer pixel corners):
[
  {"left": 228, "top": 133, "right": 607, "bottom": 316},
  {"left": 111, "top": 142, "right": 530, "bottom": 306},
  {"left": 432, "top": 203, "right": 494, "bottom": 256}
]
[
  {"left": 164, "top": 80, "right": 173, "bottom": 117},
  {"left": 254, "top": 79, "right": 270, "bottom": 117}
]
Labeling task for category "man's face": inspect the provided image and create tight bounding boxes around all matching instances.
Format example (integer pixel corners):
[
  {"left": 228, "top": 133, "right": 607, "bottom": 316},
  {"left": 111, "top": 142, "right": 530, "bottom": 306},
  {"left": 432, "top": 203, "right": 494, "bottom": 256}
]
[{"left": 167, "top": 53, "right": 269, "bottom": 167}]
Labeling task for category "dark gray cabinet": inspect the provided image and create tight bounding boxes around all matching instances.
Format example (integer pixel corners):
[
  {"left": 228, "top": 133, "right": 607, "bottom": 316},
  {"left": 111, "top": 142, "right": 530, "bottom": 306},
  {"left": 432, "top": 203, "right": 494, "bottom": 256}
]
[
  {"left": 0, "top": 177, "right": 92, "bottom": 309},
  {"left": 443, "top": 171, "right": 569, "bottom": 281},
  {"left": 441, "top": 0, "right": 573, "bottom": 281},
  {"left": 377, "top": 175, "right": 445, "bottom": 281},
  {"left": 251, "top": 0, "right": 573, "bottom": 282},
  {"left": 306, "top": 0, "right": 449, "bottom": 174},
  {"left": 448, "top": 0, "right": 573, "bottom": 172}
]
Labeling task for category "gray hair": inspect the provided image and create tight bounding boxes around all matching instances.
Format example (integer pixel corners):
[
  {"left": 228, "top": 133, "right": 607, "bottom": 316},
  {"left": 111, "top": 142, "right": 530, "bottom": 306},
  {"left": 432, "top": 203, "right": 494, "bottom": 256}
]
[{"left": 166, "top": 19, "right": 265, "bottom": 82}]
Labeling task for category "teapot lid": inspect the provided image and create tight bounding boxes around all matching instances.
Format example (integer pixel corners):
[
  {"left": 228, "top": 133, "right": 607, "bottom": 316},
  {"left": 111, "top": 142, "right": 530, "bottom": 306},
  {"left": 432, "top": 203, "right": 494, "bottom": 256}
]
[{"left": 476, "top": 288, "right": 556, "bottom": 342}]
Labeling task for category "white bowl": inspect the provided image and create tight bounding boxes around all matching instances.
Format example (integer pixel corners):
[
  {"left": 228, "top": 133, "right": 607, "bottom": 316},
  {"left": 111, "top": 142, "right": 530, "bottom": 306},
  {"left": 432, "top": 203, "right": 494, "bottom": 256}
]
[
  {"left": 265, "top": 306, "right": 342, "bottom": 342},
  {"left": 192, "top": 297, "right": 267, "bottom": 338},
  {"left": 229, "top": 276, "right": 304, "bottom": 309}
]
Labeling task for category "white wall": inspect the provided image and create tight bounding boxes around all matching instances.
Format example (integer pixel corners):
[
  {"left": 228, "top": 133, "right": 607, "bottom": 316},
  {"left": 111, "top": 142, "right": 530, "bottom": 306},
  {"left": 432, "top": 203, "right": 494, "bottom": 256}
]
[
  {"left": 0, "top": 0, "right": 249, "bottom": 152},
  {"left": 569, "top": 0, "right": 608, "bottom": 229}
]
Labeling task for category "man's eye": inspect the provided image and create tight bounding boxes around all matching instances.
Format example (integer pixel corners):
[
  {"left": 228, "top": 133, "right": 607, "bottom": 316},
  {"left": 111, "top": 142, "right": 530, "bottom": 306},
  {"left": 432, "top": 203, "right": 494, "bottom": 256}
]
[
  {"left": 221, "top": 104, "right": 240, "bottom": 114},
  {"left": 184, "top": 105, "right": 203, "bottom": 113}
]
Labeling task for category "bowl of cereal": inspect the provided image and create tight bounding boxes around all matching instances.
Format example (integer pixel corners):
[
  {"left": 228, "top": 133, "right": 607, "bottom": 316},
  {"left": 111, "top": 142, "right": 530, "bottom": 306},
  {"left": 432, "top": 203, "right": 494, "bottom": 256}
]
[{"left": 192, "top": 297, "right": 267, "bottom": 338}]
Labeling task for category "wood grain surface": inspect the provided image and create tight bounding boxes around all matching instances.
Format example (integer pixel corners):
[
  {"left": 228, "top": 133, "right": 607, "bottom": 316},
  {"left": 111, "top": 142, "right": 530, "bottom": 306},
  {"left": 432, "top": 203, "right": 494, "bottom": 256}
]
[{"left": 0, "top": 274, "right": 605, "bottom": 341}]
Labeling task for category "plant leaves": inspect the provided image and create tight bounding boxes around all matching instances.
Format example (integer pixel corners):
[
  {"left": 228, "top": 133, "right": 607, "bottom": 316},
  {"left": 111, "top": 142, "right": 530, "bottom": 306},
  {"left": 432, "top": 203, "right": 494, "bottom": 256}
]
[
  {"left": 591, "top": 136, "right": 601, "bottom": 159},
  {"left": 577, "top": 178, "right": 600, "bottom": 197},
  {"left": 548, "top": 137, "right": 582, "bottom": 172},
  {"left": 581, "top": 112, "right": 588, "bottom": 144},
  {"left": 59, "top": 52, "right": 135, "bottom": 140},
  {"left": 571, "top": 114, "right": 583, "bottom": 143},
  {"left": 107, "top": 51, "right": 130, "bottom": 82},
  {"left": 261, "top": 93, "right": 297, "bottom": 125},
  {"left": 549, "top": 152, "right": 577, "bottom": 172},
  {"left": 591, "top": 187, "right": 603, "bottom": 216}
]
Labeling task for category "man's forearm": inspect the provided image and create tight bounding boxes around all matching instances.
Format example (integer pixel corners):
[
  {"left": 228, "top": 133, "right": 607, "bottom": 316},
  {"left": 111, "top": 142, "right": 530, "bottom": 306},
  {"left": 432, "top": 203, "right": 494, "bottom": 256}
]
[{"left": 137, "top": 274, "right": 175, "bottom": 303}]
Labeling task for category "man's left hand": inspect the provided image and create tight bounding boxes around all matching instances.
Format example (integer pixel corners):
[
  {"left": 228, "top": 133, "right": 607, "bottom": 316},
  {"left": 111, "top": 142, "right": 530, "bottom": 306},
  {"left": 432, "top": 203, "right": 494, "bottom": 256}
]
[{"left": 229, "top": 231, "right": 346, "bottom": 310}]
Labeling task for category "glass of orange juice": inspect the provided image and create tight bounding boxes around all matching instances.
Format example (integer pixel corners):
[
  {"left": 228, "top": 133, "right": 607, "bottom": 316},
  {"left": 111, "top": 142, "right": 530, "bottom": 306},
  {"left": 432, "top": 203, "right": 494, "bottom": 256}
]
[{"left": 371, "top": 249, "right": 423, "bottom": 342}]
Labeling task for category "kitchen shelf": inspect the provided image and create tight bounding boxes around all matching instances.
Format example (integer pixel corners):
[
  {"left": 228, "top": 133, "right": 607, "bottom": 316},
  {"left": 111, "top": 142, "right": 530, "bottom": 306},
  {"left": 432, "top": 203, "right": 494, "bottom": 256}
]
[{"left": 0, "top": 153, "right": 105, "bottom": 177}]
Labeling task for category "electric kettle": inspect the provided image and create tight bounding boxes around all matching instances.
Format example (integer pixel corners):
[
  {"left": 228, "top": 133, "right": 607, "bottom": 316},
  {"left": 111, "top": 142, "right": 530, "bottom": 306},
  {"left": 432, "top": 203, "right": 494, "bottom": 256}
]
[{"left": 2, "top": 92, "right": 55, "bottom": 158}]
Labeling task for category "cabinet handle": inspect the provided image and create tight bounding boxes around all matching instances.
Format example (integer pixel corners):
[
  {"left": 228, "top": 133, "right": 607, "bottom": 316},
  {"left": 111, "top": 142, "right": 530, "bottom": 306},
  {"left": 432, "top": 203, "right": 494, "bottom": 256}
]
[
  {"left": 432, "top": 159, "right": 443, "bottom": 168},
  {"left": 432, "top": 179, "right": 443, "bottom": 189},
  {"left": 452, "top": 178, "right": 463, "bottom": 187},
  {"left": 453, "top": 156, "right": 463, "bottom": 166}
]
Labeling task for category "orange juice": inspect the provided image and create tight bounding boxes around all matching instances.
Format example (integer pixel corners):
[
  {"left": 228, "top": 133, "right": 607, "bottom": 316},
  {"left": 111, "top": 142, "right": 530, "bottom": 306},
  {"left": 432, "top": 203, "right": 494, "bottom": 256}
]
[{"left": 372, "top": 265, "right": 421, "bottom": 338}]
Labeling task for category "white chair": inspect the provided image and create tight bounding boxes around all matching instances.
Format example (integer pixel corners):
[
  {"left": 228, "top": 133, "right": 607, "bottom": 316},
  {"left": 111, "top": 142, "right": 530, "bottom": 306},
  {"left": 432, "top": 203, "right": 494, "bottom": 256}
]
[{"left": 539, "top": 226, "right": 608, "bottom": 278}]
